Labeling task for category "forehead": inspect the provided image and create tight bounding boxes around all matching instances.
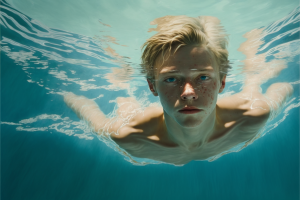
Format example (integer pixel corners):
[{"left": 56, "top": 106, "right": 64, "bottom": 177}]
[{"left": 154, "top": 45, "right": 217, "bottom": 74}]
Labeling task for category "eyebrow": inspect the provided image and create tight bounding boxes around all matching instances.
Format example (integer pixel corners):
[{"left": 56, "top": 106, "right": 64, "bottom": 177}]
[{"left": 160, "top": 68, "right": 214, "bottom": 74}]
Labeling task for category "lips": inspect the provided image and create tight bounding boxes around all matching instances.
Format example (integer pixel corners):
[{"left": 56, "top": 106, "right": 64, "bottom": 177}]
[{"left": 179, "top": 107, "right": 202, "bottom": 114}]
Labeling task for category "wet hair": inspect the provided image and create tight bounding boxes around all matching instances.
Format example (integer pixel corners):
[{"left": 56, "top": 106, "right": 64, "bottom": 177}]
[{"left": 141, "top": 15, "right": 230, "bottom": 82}]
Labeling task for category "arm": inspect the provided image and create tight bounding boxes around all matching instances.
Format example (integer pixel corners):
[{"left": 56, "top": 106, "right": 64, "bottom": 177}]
[
  {"left": 229, "top": 83, "right": 293, "bottom": 120},
  {"left": 64, "top": 92, "right": 110, "bottom": 135},
  {"left": 216, "top": 82, "right": 293, "bottom": 151},
  {"left": 218, "top": 27, "right": 293, "bottom": 124},
  {"left": 64, "top": 93, "right": 143, "bottom": 136},
  {"left": 235, "top": 28, "right": 293, "bottom": 119},
  {"left": 263, "top": 82, "right": 293, "bottom": 120}
]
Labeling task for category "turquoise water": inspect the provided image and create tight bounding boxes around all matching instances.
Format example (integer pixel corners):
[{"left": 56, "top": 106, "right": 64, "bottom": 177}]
[{"left": 1, "top": 0, "right": 299, "bottom": 199}]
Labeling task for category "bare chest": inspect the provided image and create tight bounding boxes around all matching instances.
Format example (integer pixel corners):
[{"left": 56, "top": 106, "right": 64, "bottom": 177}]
[{"left": 114, "top": 119, "right": 259, "bottom": 165}]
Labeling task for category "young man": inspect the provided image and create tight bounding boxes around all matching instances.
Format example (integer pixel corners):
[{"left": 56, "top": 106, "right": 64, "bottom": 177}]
[{"left": 64, "top": 16, "right": 293, "bottom": 165}]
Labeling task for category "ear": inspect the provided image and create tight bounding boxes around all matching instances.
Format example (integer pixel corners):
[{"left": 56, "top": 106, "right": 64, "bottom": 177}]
[
  {"left": 219, "top": 75, "right": 226, "bottom": 93},
  {"left": 147, "top": 79, "right": 158, "bottom": 96}
]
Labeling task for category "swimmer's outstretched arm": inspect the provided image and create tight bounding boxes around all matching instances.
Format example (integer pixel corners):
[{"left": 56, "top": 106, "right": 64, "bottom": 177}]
[
  {"left": 64, "top": 93, "right": 142, "bottom": 136},
  {"left": 64, "top": 92, "right": 110, "bottom": 135},
  {"left": 233, "top": 28, "right": 294, "bottom": 118}
]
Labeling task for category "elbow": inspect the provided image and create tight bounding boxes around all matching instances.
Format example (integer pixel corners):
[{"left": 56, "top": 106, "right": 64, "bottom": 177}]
[{"left": 243, "top": 100, "right": 271, "bottom": 122}]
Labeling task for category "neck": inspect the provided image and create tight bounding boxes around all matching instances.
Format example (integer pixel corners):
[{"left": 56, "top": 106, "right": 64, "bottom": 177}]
[{"left": 163, "top": 107, "right": 219, "bottom": 150}]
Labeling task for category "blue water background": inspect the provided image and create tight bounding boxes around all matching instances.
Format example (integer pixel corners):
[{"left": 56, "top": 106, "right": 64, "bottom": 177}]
[{"left": 1, "top": 0, "right": 299, "bottom": 199}]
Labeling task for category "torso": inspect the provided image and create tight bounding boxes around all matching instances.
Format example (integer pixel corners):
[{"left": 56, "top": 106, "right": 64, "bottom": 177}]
[{"left": 111, "top": 96, "right": 269, "bottom": 165}]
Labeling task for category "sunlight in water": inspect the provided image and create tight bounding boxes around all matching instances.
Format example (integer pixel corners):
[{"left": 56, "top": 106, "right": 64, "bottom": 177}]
[{"left": 1, "top": 0, "right": 299, "bottom": 165}]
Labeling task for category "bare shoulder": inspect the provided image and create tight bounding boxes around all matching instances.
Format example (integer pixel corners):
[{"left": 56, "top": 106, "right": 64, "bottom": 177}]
[
  {"left": 220, "top": 82, "right": 293, "bottom": 120},
  {"left": 110, "top": 105, "right": 164, "bottom": 139},
  {"left": 217, "top": 92, "right": 270, "bottom": 126},
  {"left": 210, "top": 92, "right": 271, "bottom": 148}
]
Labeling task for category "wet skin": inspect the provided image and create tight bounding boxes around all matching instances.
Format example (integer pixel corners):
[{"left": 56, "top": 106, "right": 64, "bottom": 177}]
[
  {"left": 64, "top": 41, "right": 293, "bottom": 165},
  {"left": 150, "top": 45, "right": 224, "bottom": 128},
  {"left": 145, "top": 45, "right": 226, "bottom": 149}
]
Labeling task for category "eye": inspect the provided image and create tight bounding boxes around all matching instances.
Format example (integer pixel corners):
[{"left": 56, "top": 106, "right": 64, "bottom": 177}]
[
  {"left": 199, "top": 75, "right": 210, "bottom": 81},
  {"left": 164, "top": 77, "right": 177, "bottom": 83},
  {"left": 198, "top": 75, "right": 210, "bottom": 81}
]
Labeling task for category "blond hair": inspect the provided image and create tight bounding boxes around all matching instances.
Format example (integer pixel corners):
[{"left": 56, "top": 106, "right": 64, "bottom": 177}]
[{"left": 141, "top": 15, "right": 230, "bottom": 81}]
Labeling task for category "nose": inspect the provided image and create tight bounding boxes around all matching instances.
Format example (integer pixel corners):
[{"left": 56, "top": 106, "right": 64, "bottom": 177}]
[{"left": 181, "top": 82, "right": 198, "bottom": 100}]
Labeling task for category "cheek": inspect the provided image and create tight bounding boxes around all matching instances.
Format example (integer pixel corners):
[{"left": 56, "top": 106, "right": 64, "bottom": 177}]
[
  {"left": 197, "top": 82, "right": 218, "bottom": 107},
  {"left": 213, "top": 81, "right": 217, "bottom": 90},
  {"left": 160, "top": 87, "right": 176, "bottom": 101},
  {"left": 164, "top": 91, "right": 173, "bottom": 100}
]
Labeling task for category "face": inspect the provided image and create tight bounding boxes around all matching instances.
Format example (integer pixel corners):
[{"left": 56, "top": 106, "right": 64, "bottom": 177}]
[{"left": 147, "top": 45, "right": 226, "bottom": 128}]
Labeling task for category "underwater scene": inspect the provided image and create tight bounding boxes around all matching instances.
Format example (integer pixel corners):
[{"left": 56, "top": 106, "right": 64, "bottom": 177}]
[{"left": 1, "top": 0, "right": 299, "bottom": 199}]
